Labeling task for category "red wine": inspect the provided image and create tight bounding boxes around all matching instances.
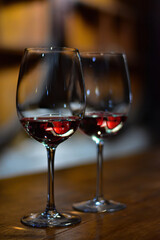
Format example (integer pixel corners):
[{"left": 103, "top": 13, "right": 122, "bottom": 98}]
[
  {"left": 79, "top": 113, "right": 127, "bottom": 139},
  {"left": 20, "top": 116, "right": 80, "bottom": 147}
]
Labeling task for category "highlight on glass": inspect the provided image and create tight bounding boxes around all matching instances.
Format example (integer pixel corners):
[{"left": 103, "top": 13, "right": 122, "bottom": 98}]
[
  {"left": 73, "top": 52, "right": 132, "bottom": 213},
  {"left": 16, "top": 47, "right": 86, "bottom": 227}
]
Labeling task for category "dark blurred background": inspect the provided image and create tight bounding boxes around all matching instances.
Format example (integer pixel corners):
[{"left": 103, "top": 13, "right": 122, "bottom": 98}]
[{"left": 0, "top": 0, "right": 160, "bottom": 178}]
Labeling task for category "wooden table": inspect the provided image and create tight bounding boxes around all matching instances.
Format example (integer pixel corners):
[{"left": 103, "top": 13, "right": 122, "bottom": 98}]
[{"left": 0, "top": 146, "right": 160, "bottom": 239}]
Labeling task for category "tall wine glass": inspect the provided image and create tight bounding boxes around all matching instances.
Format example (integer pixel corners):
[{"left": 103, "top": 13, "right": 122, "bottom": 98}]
[
  {"left": 16, "top": 47, "right": 86, "bottom": 227},
  {"left": 73, "top": 52, "right": 132, "bottom": 213}
]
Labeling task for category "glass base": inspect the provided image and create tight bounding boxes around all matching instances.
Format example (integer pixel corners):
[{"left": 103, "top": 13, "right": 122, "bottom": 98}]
[
  {"left": 21, "top": 211, "right": 81, "bottom": 227},
  {"left": 73, "top": 198, "right": 126, "bottom": 213}
]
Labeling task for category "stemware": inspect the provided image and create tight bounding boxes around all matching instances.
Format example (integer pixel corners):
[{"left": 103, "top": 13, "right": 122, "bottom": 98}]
[
  {"left": 73, "top": 52, "right": 132, "bottom": 213},
  {"left": 16, "top": 47, "right": 86, "bottom": 227}
]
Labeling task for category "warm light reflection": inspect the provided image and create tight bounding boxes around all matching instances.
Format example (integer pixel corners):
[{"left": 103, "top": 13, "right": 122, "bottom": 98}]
[
  {"left": 12, "top": 226, "right": 27, "bottom": 231},
  {"left": 95, "top": 87, "right": 100, "bottom": 96}
]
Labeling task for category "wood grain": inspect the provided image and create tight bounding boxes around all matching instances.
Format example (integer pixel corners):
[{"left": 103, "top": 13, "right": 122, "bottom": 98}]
[{"left": 0, "top": 146, "right": 160, "bottom": 239}]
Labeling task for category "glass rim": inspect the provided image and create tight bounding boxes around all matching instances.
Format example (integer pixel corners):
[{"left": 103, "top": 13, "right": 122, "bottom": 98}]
[
  {"left": 24, "top": 46, "right": 79, "bottom": 53},
  {"left": 80, "top": 51, "right": 126, "bottom": 57}
]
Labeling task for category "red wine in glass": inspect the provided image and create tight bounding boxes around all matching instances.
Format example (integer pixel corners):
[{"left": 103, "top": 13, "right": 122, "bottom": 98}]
[
  {"left": 80, "top": 112, "right": 127, "bottom": 139},
  {"left": 73, "top": 52, "right": 132, "bottom": 213},
  {"left": 16, "top": 47, "right": 85, "bottom": 227},
  {"left": 21, "top": 116, "right": 80, "bottom": 147}
]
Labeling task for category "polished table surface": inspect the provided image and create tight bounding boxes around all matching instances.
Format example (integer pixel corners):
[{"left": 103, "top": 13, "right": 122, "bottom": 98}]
[{"left": 0, "top": 146, "right": 160, "bottom": 239}]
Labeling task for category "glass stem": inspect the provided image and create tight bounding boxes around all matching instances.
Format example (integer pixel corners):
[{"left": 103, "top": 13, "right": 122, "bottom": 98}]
[
  {"left": 96, "top": 140, "right": 104, "bottom": 200},
  {"left": 45, "top": 147, "right": 57, "bottom": 212}
]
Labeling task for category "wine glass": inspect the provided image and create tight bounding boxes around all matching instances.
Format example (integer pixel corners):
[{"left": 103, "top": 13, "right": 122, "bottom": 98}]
[
  {"left": 16, "top": 47, "right": 86, "bottom": 227},
  {"left": 73, "top": 52, "right": 132, "bottom": 213}
]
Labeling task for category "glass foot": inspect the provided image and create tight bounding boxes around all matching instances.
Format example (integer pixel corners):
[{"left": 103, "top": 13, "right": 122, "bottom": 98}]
[
  {"left": 21, "top": 211, "right": 81, "bottom": 227},
  {"left": 73, "top": 198, "right": 126, "bottom": 213}
]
